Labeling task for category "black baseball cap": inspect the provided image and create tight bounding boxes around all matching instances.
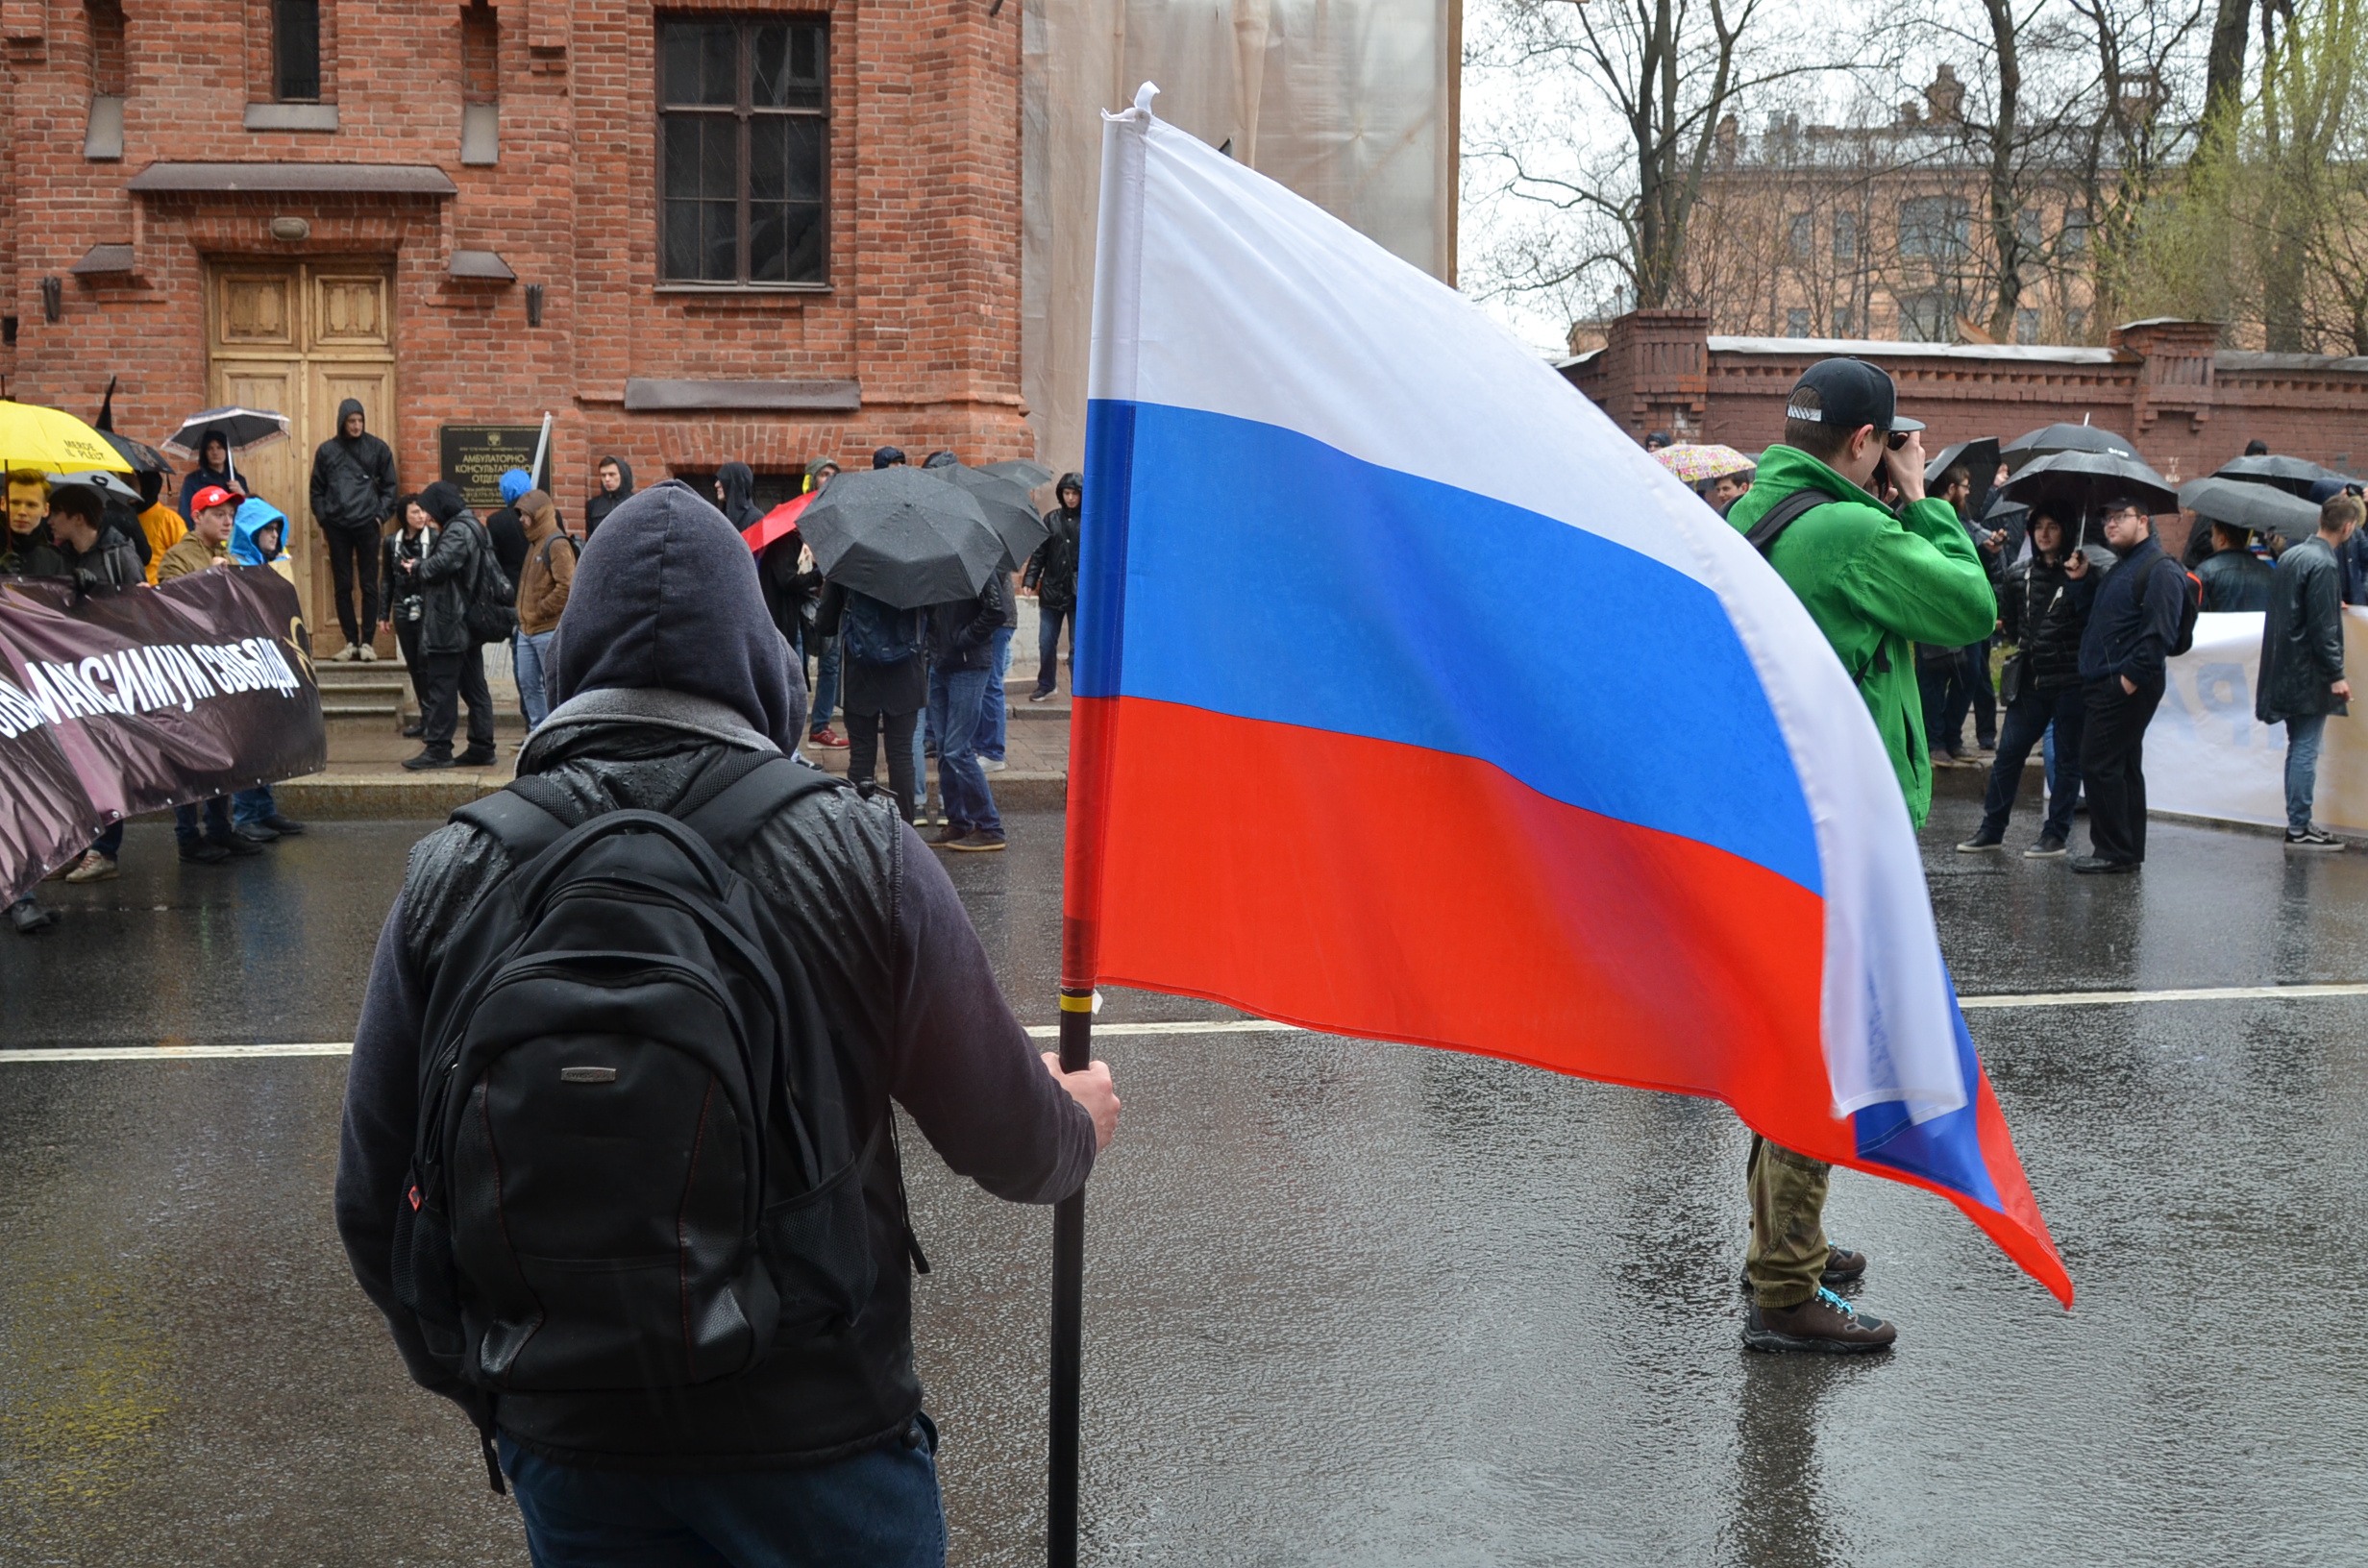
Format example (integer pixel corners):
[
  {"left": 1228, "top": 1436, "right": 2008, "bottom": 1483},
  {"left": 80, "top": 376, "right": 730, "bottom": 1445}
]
[{"left": 1784, "top": 358, "right": 1924, "bottom": 436}]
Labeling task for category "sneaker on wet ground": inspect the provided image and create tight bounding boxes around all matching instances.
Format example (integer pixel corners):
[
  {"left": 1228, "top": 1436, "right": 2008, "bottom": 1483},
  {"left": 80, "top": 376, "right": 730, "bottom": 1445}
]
[
  {"left": 1956, "top": 827, "right": 2004, "bottom": 852},
  {"left": 950, "top": 830, "right": 1007, "bottom": 852},
  {"left": 1737, "top": 1245, "right": 1868, "bottom": 1291},
  {"left": 179, "top": 840, "right": 232, "bottom": 865},
  {"left": 2024, "top": 835, "right": 2067, "bottom": 858},
  {"left": 1742, "top": 1286, "right": 1897, "bottom": 1354},
  {"left": 62, "top": 851, "right": 117, "bottom": 883},
  {"left": 2286, "top": 826, "right": 2346, "bottom": 850},
  {"left": 213, "top": 833, "right": 264, "bottom": 858},
  {"left": 10, "top": 898, "right": 60, "bottom": 933},
  {"left": 929, "top": 823, "right": 967, "bottom": 847},
  {"left": 2069, "top": 854, "right": 2138, "bottom": 874}
]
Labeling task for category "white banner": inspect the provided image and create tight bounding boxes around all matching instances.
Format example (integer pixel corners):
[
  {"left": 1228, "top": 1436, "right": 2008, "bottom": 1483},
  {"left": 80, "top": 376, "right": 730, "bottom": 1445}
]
[{"left": 2150, "top": 608, "right": 2368, "bottom": 834}]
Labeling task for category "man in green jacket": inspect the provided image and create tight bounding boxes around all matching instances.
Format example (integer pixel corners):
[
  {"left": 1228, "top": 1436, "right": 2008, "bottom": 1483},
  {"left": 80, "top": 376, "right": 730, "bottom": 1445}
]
[{"left": 1722, "top": 357, "right": 1998, "bottom": 1353}]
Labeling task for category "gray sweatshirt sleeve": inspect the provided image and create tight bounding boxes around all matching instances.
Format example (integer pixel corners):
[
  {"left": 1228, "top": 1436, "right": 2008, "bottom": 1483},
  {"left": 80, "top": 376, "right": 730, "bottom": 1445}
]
[{"left": 885, "top": 818, "right": 1098, "bottom": 1203}]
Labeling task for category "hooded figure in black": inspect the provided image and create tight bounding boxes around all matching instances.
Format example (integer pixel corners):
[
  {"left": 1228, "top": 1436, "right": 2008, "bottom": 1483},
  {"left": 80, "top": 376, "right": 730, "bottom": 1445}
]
[
  {"left": 1024, "top": 471, "right": 1084, "bottom": 700},
  {"left": 334, "top": 478, "right": 1100, "bottom": 1539},
  {"left": 309, "top": 398, "right": 400, "bottom": 656},
  {"left": 714, "top": 461, "right": 764, "bottom": 533},
  {"left": 582, "top": 455, "right": 634, "bottom": 538},
  {"left": 401, "top": 481, "right": 498, "bottom": 768},
  {"left": 177, "top": 427, "right": 236, "bottom": 524}
]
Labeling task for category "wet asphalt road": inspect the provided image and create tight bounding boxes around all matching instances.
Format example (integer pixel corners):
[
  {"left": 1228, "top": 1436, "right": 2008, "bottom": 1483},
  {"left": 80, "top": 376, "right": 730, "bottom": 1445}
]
[{"left": 5, "top": 800, "right": 2368, "bottom": 1566}]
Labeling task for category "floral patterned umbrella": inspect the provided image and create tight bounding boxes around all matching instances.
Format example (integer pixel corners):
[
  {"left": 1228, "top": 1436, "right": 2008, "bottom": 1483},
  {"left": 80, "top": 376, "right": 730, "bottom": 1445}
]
[{"left": 1652, "top": 443, "right": 1756, "bottom": 484}]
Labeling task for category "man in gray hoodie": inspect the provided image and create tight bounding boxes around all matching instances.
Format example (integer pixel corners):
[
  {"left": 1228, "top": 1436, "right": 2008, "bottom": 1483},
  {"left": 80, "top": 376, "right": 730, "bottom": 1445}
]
[
  {"left": 336, "top": 480, "right": 1115, "bottom": 1564},
  {"left": 308, "top": 397, "right": 399, "bottom": 659}
]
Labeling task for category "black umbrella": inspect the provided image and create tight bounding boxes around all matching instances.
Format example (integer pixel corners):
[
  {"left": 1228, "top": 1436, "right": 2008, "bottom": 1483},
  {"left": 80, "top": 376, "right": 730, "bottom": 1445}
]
[
  {"left": 47, "top": 470, "right": 142, "bottom": 504},
  {"left": 161, "top": 406, "right": 290, "bottom": 488},
  {"left": 2001, "top": 421, "right": 2137, "bottom": 473},
  {"left": 2211, "top": 453, "right": 2357, "bottom": 498},
  {"left": 798, "top": 467, "right": 1005, "bottom": 610},
  {"left": 2179, "top": 477, "right": 2323, "bottom": 543},
  {"left": 980, "top": 458, "right": 1055, "bottom": 490},
  {"left": 1926, "top": 437, "right": 2002, "bottom": 518},
  {"left": 1997, "top": 451, "right": 2181, "bottom": 550},
  {"left": 930, "top": 463, "right": 1050, "bottom": 571},
  {"left": 91, "top": 379, "right": 172, "bottom": 475}
]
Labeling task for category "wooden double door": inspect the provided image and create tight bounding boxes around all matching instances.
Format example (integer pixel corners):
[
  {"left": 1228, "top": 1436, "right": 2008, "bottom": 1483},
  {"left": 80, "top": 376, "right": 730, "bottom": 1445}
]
[{"left": 206, "top": 260, "right": 397, "bottom": 644}]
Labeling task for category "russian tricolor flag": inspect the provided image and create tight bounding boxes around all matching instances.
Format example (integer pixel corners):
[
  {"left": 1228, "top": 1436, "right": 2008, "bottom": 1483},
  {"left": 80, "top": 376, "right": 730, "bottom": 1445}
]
[{"left": 1064, "top": 91, "right": 2069, "bottom": 1305}]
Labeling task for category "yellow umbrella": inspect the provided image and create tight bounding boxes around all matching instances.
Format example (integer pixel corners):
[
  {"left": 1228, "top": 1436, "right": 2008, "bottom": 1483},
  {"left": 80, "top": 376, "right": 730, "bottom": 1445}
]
[{"left": 0, "top": 400, "right": 136, "bottom": 476}]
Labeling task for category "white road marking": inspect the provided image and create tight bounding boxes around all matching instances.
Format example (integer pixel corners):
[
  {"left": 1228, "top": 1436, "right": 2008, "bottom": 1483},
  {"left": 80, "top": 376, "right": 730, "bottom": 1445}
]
[{"left": 8, "top": 984, "right": 2367, "bottom": 1064}]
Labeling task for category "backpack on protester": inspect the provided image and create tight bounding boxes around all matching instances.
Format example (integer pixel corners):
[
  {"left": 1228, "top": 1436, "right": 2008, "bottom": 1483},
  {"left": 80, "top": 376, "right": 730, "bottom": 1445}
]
[
  {"left": 392, "top": 750, "right": 900, "bottom": 1433},
  {"left": 839, "top": 589, "right": 925, "bottom": 666},
  {"left": 460, "top": 515, "right": 518, "bottom": 644},
  {"left": 2150, "top": 554, "right": 2205, "bottom": 657}
]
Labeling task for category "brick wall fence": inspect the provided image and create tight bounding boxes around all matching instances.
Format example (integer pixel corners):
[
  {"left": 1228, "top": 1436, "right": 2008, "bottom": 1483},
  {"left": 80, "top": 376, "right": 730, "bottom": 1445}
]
[{"left": 1563, "top": 311, "right": 2368, "bottom": 556}]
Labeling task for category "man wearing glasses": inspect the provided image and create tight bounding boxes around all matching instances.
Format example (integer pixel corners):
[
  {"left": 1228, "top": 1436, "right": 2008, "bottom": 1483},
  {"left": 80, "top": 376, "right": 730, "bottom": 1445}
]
[
  {"left": 2070, "top": 497, "right": 2186, "bottom": 873},
  {"left": 1722, "top": 357, "right": 1997, "bottom": 1353}
]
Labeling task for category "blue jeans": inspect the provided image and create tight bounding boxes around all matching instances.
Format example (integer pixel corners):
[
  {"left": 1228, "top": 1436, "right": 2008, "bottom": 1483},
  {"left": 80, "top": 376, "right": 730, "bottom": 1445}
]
[
  {"left": 1980, "top": 686, "right": 2085, "bottom": 842},
  {"left": 233, "top": 785, "right": 275, "bottom": 828},
  {"left": 516, "top": 628, "right": 556, "bottom": 729},
  {"left": 809, "top": 636, "right": 841, "bottom": 736},
  {"left": 174, "top": 797, "right": 232, "bottom": 845},
  {"left": 976, "top": 625, "right": 1014, "bottom": 761},
  {"left": 2286, "top": 712, "right": 2329, "bottom": 833},
  {"left": 927, "top": 664, "right": 1000, "bottom": 835},
  {"left": 500, "top": 1424, "right": 946, "bottom": 1568},
  {"left": 1033, "top": 602, "right": 1072, "bottom": 697}
]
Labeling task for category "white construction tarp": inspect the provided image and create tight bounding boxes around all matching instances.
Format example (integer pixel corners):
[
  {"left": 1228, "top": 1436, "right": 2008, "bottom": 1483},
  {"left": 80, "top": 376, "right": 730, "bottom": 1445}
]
[
  {"left": 1023, "top": 0, "right": 1459, "bottom": 476},
  {"left": 2151, "top": 610, "right": 2368, "bottom": 835}
]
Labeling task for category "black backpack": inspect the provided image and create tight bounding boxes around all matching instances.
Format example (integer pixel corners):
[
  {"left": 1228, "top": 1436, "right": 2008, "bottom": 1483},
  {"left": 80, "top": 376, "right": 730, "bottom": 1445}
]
[
  {"left": 393, "top": 751, "right": 884, "bottom": 1413},
  {"left": 458, "top": 516, "right": 519, "bottom": 643},
  {"left": 2146, "top": 554, "right": 2205, "bottom": 657}
]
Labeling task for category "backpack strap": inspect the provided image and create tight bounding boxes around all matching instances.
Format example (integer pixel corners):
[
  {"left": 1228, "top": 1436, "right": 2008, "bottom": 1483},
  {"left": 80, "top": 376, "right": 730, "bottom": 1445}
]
[
  {"left": 678, "top": 752, "right": 843, "bottom": 858},
  {"left": 448, "top": 774, "right": 582, "bottom": 866},
  {"left": 1743, "top": 488, "right": 1831, "bottom": 559}
]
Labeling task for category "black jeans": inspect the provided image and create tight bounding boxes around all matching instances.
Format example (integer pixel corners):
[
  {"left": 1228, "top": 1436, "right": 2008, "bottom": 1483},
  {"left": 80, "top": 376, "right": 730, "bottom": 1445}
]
[
  {"left": 2081, "top": 675, "right": 2163, "bottom": 864},
  {"left": 1980, "top": 684, "right": 2085, "bottom": 842},
  {"left": 845, "top": 708, "right": 920, "bottom": 823},
  {"left": 322, "top": 524, "right": 382, "bottom": 649},
  {"left": 1963, "top": 637, "right": 1997, "bottom": 747},
  {"left": 418, "top": 643, "right": 494, "bottom": 758},
  {"left": 394, "top": 617, "right": 428, "bottom": 711}
]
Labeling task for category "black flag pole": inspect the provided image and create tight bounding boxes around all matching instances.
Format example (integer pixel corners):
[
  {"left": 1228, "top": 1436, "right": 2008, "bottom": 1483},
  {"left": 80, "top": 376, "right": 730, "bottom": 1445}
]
[{"left": 1048, "top": 985, "right": 1093, "bottom": 1567}]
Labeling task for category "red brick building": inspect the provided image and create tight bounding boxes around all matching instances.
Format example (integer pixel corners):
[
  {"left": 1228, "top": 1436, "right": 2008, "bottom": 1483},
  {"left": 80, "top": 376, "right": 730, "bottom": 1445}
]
[{"left": 2, "top": 0, "right": 1028, "bottom": 633}]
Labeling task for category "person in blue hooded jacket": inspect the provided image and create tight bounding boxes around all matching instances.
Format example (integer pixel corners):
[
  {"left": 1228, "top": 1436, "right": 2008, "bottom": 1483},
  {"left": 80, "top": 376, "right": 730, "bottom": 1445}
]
[{"left": 226, "top": 498, "right": 308, "bottom": 843}]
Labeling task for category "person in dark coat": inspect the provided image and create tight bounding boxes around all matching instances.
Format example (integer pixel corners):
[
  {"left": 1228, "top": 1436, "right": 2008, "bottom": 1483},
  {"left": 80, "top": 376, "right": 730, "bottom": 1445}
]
[
  {"left": 818, "top": 582, "right": 927, "bottom": 821},
  {"left": 44, "top": 481, "right": 143, "bottom": 592},
  {"left": 308, "top": 399, "right": 399, "bottom": 659},
  {"left": 2257, "top": 493, "right": 2364, "bottom": 847},
  {"left": 713, "top": 461, "right": 764, "bottom": 532},
  {"left": 925, "top": 574, "right": 1009, "bottom": 850},
  {"left": 4, "top": 472, "right": 63, "bottom": 576},
  {"left": 2072, "top": 499, "right": 2189, "bottom": 872},
  {"left": 400, "top": 481, "right": 498, "bottom": 771},
  {"left": 382, "top": 494, "right": 437, "bottom": 738},
  {"left": 1024, "top": 473, "right": 1082, "bottom": 702},
  {"left": 333, "top": 479, "right": 1110, "bottom": 1562},
  {"left": 1959, "top": 509, "right": 2098, "bottom": 856},
  {"left": 177, "top": 428, "right": 236, "bottom": 524},
  {"left": 581, "top": 454, "right": 633, "bottom": 538},
  {"left": 2196, "top": 523, "right": 2276, "bottom": 612}
]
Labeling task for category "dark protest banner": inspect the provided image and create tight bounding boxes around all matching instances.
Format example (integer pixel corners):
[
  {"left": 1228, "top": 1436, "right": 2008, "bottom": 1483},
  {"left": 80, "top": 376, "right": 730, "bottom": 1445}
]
[
  {"left": 0, "top": 567, "right": 325, "bottom": 902},
  {"left": 439, "top": 424, "right": 552, "bottom": 510}
]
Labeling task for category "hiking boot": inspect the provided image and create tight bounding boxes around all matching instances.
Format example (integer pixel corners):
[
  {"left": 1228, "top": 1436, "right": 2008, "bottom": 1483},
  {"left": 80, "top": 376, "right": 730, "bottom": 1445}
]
[
  {"left": 1956, "top": 827, "right": 2004, "bottom": 852},
  {"left": 212, "top": 833, "right": 264, "bottom": 857},
  {"left": 809, "top": 726, "right": 850, "bottom": 749},
  {"left": 10, "top": 898, "right": 59, "bottom": 933},
  {"left": 62, "top": 851, "right": 117, "bottom": 883},
  {"left": 950, "top": 830, "right": 1007, "bottom": 852},
  {"left": 1736, "top": 1244, "right": 1869, "bottom": 1292},
  {"left": 2025, "top": 834, "right": 2068, "bottom": 858},
  {"left": 260, "top": 815, "right": 305, "bottom": 836},
  {"left": 455, "top": 747, "right": 499, "bottom": 768},
  {"left": 2069, "top": 854, "right": 2137, "bottom": 875},
  {"left": 179, "top": 839, "right": 232, "bottom": 865},
  {"left": 1743, "top": 1287, "right": 1896, "bottom": 1354},
  {"left": 929, "top": 823, "right": 967, "bottom": 847},
  {"left": 234, "top": 822, "right": 279, "bottom": 844},
  {"left": 402, "top": 750, "right": 457, "bottom": 772},
  {"left": 2286, "top": 826, "right": 2346, "bottom": 851}
]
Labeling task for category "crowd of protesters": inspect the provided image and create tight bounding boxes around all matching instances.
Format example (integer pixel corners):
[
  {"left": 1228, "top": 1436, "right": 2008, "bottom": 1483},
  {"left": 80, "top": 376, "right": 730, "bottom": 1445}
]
[{"left": 1655, "top": 369, "right": 2368, "bottom": 872}]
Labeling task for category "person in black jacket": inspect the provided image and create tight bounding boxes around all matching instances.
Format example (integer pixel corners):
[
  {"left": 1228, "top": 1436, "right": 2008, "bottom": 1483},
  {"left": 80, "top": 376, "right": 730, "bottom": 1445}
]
[
  {"left": 2197, "top": 523, "right": 2276, "bottom": 611},
  {"left": 1024, "top": 473, "right": 1082, "bottom": 702},
  {"left": 2072, "top": 499, "right": 2188, "bottom": 872},
  {"left": 2257, "top": 493, "right": 2364, "bottom": 847},
  {"left": 382, "top": 495, "right": 437, "bottom": 738},
  {"left": 925, "top": 574, "right": 1009, "bottom": 851},
  {"left": 44, "top": 481, "right": 142, "bottom": 593},
  {"left": 581, "top": 455, "right": 633, "bottom": 538},
  {"left": 819, "top": 581, "right": 926, "bottom": 821},
  {"left": 177, "top": 428, "right": 236, "bottom": 525},
  {"left": 1960, "top": 509, "right": 2098, "bottom": 856},
  {"left": 399, "top": 482, "right": 498, "bottom": 771},
  {"left": 309, "top": 399, "right": 399, "bottom": 661},
  {"left": 334, "top": 480, "right": 1114, "bottom": 1560}
]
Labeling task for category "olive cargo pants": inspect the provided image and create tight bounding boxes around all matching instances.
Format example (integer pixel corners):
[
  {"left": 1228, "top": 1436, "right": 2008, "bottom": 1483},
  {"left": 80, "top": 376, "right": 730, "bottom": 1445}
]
[{"left": 1746, "top": 1135, "right": 1831, "bottom": 1309}]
